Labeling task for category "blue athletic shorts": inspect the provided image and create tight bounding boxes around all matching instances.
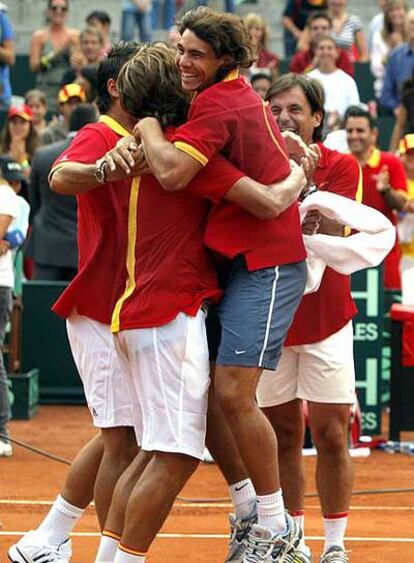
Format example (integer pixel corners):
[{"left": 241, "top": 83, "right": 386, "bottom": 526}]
[{"left": 207, "top": 256, "right": 307, "bottom": 371}]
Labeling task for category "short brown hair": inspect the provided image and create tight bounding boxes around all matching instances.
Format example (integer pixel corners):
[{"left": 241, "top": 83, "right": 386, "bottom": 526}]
[
  {"left": 266, "top": 74, "right": 326, "bottom": 142},
  {"left": 178, "top": 7, "right": 256, "bottom": 74},
  {"left": 117, "top": 43, "right": 189, "bottom": 127}
]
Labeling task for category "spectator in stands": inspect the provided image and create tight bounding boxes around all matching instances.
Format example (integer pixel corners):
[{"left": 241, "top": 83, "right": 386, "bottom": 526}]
[
  {"left": 0, "top": 155, "right": 27, "bottom": 458},
  {"left": 152, "top": 0, "right": 175, "bottom": 31},
  {"left": 244, "top": 13, "right": 279, "bottom": 75},
  {"left": 61, "top": 26, "right": 104, "bottom": 86},
  {"left": 0, "top": 104, "right": 39, "bottom": 182},
  {"left": 120, "top": 0, "right": 152, "bottom": 43},
  {"left": 371, "top": 0, "right": 407, "bottom": 100},
  {"left": 380, "top": 9, "right": 414, "bottom": 114},
  {"left": 27, "top": 103, "right": 98, "bottom": 282},
  {"left": 25, "top": 89, "right": 49, "bottom": 138},
  {"left": 290, "top": 11, "right": 354, "bottom": 76},
  {"left": 397, "top": 134, "right": 414, "bottom": 303},
  {"left": 30, "top": 0, "right": 80, "bottom": 114},
  {"left": 345, "top": 105, "right": 409, "bottom": 289},
  {"left": 282, "top": 0, "right": 328, "bottom": 57},
  {"left": 327, "top": 0, "right": 369, "bottom": 62},
  {"left": 250, "top": 68, "right": 272, "bottom": 99},
  {"left": 308, "top": 36, "right": 360, "bottom": 130},
  {"left": 74, "top": 65, "right": 99, "bottom": 103},
  {"left": 368, "top": 0, "right": 387, "bottom": 52},
  {"left": 86, "top": 10, "right": 112, "bottom": 59},
  {"left": 42, "top": 83, "right": 86, "bottom": 145},
  {"left": 167, "top": 25, "right": 181, "bottom": 49},
  {"left": 389, "top": 74, "right": 414, "bottom": 151},
  {"left": 0, "top": 3, "right": 15, "bottom": 110}
]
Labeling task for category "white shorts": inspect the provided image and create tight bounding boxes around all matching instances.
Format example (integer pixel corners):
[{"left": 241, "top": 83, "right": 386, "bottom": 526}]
[
  {"left": 67, "top": 313, "right": 141, "bottom": 431},
  {"left": 257, "top": 321, "right": 356, "bottom": 407},
  {"left": 114, "top": 309, "right": 210, "bottom": 461}
]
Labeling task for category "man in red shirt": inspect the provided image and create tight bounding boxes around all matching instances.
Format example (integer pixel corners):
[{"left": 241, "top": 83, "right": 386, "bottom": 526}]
[
  {"left": 256, "top": 74, "right": 361, "bottom": 563},
  {"left": 132, "top": 8, "right": 317, "bottom": 561},
  {"left": 345, "top": 105, "right": 408, "bottom": 289},
  {"left": 289, "top": 11, "right": 354, "bottom": 77}
]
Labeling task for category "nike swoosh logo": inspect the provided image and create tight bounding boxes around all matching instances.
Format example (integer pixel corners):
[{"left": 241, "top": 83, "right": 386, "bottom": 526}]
[
  {"left": 235, "top": 350, "right": 246, "bottom": 355},
  {"left": 235, "top": 482, "right": 249, "bottom": 492}
]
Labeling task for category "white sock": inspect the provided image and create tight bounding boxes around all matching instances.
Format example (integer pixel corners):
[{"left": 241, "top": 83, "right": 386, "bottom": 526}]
[
  {"left": 114, "top": 545, "right": 146, "bottom": 562},
  {"left": 291, "top": 510, "right": 306, "bottom": 549},
  {"left": 95, "top": 533, "right": 120, "bottom": 562},
  {"left": 37, "top": 494, "right": 84, "bottom": 545},
  {"left": 323, "top": 512, "right": 349, "bottom": 551},
  {"left": 256, "top": 489, "right": 286, "bottom": 535},
  {"left": 229, "top": 479, "right": 257, "bottom": 519}
]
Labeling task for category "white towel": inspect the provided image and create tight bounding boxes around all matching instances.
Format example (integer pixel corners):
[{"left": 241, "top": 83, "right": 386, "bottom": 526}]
[{"left": 300, "top": 191, "right": 396, "bottom": 293}]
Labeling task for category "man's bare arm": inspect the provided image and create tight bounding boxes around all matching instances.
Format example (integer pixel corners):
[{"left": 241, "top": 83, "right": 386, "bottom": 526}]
[
  {"left": 224, "top": 160, "right": 307, "bottom": 220},
  {"left": 136, "top": 117, "right": 203, "bottom": 191}
]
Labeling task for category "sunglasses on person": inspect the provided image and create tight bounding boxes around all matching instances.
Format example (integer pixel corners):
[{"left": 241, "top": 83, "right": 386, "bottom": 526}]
[{"left": 51, "top": 5, "right": 68, "bottom": 11}]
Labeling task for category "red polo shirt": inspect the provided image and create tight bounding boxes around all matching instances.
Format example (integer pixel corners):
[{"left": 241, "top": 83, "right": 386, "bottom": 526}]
[
  {"left": 173, "top": 71, "right": 306, "bottom": 271},
  {"left": 361, "top": 148, "right": 407, "bottom": 289},
  {"left": 286, "top": 144, "right": 361, "bottom": 346},
  {"left": 289, "top": 47, "right": 354, "bottom": 76},
  {"left": 52, "top": 116, "right": 133, "bottom": 324}
]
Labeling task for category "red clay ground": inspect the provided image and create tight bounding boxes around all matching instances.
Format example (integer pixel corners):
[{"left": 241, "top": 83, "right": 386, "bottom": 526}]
[{"left": 1, "top": 406, "right": 413, "bottom": 562}]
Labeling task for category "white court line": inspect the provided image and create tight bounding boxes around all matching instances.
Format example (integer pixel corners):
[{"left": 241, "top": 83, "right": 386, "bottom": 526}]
[
  {"left": 0, "top": 500, "right": 413, "bottom": 511},
  {"left": 0, "top": 532, "right": 414, "bottom": 542}
]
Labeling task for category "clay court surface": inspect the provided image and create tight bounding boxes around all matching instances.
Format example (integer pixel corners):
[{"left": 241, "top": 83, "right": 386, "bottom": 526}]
[{"left": 1, "top": 406, "right": 413, "bottom": 562}]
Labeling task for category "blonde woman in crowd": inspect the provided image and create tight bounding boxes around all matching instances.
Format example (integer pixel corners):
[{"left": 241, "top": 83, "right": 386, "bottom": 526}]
[
  {"left": 29, "top": 0, "right": 80, "bottom": 113},
  {"left": 244, "top": 13, "right": 279, "bottom": 75},
  {"left": 327, "top": 0, "right": 369, "bottom": 61}
]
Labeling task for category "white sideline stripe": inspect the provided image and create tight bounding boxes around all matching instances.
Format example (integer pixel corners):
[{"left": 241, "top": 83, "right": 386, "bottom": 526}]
[
  {"left": 1, "top": 532, "right": 414, "bottom": 542},
  {"left": 0, "top": 499, "right": 413, "bottom": 511}
]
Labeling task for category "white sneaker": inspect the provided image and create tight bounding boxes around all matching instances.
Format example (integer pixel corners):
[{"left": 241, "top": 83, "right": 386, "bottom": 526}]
[
  {"left": 242, "top": 514, "right": 302, "bottom": 562},
  {"left": 8, "top": 530, "right": 72, "bottom": 562},
  {"left": 0, "top": 440, "right": 12, "bottom": 457}
]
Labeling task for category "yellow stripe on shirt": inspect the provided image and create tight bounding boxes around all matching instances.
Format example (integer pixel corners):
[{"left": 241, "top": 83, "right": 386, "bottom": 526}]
[
  {"left": 262, "top": 101, "right": 289, "bottom": 162},
  {"left": 174, "top": 141, "right": 209, "bottom": 166},
  {"left": 111, "top": 176, "right": 141, "bottom": 333}
]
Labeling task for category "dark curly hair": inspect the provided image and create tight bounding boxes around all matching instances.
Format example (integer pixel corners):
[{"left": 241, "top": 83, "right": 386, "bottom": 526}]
[
  {"left": 178, "top": 7, "right": 256, "bottom": 77},
  {"left": 117, "top": 43, "right": 190, "bottom": 128}
]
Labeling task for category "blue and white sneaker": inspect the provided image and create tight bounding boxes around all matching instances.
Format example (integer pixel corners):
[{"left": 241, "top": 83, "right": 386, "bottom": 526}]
[
  {"left": 226, "top": 512, "right": 258, "bottom": 562},
  {"left": 8, "top": 530, "right": 72, "bottom": 562},
  {"left": 242, "top": 513, "right": 302, "bottom": 562}
]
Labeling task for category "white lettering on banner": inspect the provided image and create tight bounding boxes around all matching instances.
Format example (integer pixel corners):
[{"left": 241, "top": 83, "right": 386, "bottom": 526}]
[
  {"left": 356, "top": 358, "right": 378, "bottom": 406},
  {"left": 353, "top": 322, "right": 379, "bottom": 341},
  {"left": 352, "top": 270, "right": 379, "bottom": 317}
]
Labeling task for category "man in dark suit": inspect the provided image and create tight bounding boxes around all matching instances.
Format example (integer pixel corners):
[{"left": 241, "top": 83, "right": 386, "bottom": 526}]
[{"left": 27, "top": 103, "right": 98, "bottom": 280}]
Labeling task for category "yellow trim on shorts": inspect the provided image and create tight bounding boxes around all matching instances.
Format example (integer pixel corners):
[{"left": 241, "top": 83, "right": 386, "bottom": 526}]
[
  {"left": 262, "top": 101, "right": 289, "bottom": 162},
  {"left": 174, "top": 141, "right": 208, "bottom": 166},
  {"left": 111, "top": 176, "right": 141, "bottom": 333}
]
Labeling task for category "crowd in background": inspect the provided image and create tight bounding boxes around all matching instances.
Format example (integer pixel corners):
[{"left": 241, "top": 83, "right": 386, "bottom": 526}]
[{"left": 0, "top": 0, "right": 413, "bottom": 287}]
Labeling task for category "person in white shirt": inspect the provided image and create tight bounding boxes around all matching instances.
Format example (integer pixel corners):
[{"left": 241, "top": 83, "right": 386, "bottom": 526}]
[
  {"left": 0, "top": 155, "right": 27, "bottom": 457},
  {"left": 309, "top": 35, "right": 360, "bottom": 131}
]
